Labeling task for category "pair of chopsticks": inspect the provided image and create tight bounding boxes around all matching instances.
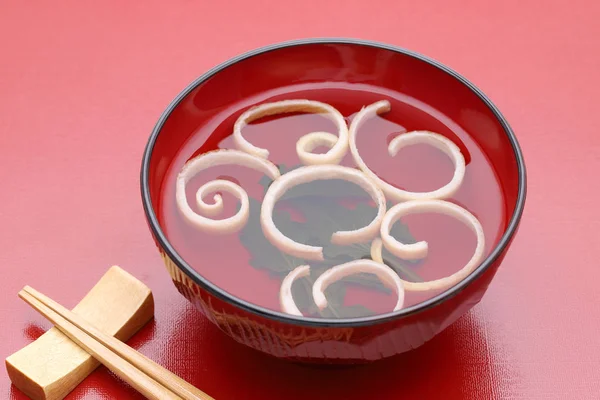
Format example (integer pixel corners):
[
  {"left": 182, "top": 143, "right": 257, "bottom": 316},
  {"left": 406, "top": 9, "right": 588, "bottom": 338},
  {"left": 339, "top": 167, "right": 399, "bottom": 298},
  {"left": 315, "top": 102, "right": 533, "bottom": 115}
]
[{"left": 19, "top": 286, "right": 214, "bottom": 400}]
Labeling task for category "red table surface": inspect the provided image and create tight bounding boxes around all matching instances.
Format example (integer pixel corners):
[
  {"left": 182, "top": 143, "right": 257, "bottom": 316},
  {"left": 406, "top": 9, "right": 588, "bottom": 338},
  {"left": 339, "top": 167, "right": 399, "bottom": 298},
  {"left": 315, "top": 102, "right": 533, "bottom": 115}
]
[{"left": 1, "top": 1, "right": 599, "bottom": 399}]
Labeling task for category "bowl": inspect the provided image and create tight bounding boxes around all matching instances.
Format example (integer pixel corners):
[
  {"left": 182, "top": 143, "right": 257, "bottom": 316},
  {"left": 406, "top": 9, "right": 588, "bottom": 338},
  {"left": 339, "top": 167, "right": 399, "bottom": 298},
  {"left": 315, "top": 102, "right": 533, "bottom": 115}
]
[{"left": 141, "top": 38, "right": 526, "bottom": 363}]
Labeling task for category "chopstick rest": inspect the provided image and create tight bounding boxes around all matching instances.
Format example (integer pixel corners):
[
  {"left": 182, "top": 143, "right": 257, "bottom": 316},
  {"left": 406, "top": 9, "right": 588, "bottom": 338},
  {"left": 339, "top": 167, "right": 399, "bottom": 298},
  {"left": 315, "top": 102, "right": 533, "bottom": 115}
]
[
  {"left": 5, "top": 266, "right": 154, "bottom": 400},
  {"left": 18, "top": 289, "right": 180, "bottom": 400},
  {"left": 19, "top": 286, "right": 214, "bottom": 400}
]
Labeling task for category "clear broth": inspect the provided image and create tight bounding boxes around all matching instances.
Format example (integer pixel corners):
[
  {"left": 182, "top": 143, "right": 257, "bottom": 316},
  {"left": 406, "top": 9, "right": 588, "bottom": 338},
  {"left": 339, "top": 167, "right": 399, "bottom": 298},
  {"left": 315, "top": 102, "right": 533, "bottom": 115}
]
[{"left": 159, "top": 83, "right": 506, "bottom": 318}]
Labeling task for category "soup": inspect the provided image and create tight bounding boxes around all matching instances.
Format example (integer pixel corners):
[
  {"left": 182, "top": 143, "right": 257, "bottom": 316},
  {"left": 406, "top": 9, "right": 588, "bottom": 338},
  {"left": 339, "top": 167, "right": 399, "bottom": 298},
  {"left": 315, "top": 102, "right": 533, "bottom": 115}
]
[{"left": 159, "top": 83, "right": 506, "bottom": 319}]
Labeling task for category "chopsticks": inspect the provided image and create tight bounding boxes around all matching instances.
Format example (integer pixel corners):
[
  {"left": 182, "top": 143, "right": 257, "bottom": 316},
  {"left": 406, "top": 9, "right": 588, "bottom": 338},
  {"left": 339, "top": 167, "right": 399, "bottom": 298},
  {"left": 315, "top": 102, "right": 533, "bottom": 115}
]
[{"left": 18, "top": 286, "right": 214, "bottom": 400}]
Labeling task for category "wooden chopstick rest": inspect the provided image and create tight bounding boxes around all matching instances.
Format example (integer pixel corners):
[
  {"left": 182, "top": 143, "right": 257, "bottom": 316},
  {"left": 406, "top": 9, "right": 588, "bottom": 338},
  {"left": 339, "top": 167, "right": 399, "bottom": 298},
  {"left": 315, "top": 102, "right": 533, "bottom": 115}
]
[
  {"left": 21, "top": 286, "right": 213, "bottom": 400},
  {"left": 5, "top": 266, "right": 154, "bottom": 400},
  {"left": 18, "top": 290, "right": 180, "bottom": 400}
]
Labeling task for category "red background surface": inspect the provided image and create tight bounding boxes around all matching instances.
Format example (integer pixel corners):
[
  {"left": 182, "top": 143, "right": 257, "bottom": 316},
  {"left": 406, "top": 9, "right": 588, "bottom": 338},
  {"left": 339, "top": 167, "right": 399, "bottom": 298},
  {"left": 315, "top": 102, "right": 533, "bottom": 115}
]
[{"left": 1, "top": 1, "right": 598, "bottom": 399}]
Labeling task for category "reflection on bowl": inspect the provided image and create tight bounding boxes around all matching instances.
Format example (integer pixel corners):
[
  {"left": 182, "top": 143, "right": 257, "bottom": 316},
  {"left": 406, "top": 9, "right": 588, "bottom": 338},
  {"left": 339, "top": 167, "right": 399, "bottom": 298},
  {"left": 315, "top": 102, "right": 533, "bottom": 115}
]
[{"left": 141, "top": 38, "right": 526, "bottom": 363}]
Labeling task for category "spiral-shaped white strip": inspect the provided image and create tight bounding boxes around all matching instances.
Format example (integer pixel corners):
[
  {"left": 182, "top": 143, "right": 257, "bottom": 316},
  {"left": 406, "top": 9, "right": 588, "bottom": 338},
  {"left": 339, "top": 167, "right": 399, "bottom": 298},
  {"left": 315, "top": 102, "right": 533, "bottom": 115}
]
[
  {"left": 261, "top": 164, "right": 387, "bottom": 261},
  {"left": 233, "top": 99, "right": 349, "bottom": 165},
  {"left": 377, "top": 200, "right": 485, "bottom": 292},
  {"left": 312, "top": 260, "right": 405, "bottom": 312},
  {"left": 176, "top": 149, "right": 280, "bottom": 234},
  {"left": 349, "top": 100, "right": 466, "bottom": 201}
]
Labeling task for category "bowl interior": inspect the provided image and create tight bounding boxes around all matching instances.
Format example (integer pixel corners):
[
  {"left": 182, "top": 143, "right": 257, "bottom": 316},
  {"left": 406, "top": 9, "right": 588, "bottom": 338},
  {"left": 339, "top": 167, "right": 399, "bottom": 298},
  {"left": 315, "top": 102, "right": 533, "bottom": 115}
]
[{"left": 144, "top": 40, "right": 523, "bottom": 322}]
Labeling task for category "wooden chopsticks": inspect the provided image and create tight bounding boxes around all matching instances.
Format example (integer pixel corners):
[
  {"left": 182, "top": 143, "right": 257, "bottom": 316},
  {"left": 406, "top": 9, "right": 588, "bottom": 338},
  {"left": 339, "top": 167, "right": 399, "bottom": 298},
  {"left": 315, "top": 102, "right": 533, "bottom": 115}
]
[{"left": 18, "top": 286, "right": 214, "bottom": 400}]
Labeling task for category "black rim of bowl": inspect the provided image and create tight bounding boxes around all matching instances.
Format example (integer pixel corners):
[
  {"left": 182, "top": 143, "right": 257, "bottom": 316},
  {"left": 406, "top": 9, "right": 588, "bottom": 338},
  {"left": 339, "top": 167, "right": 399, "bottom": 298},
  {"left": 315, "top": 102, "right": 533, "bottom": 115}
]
[{"left": 141, "top": 38, "right": 527, "bottom": 328}]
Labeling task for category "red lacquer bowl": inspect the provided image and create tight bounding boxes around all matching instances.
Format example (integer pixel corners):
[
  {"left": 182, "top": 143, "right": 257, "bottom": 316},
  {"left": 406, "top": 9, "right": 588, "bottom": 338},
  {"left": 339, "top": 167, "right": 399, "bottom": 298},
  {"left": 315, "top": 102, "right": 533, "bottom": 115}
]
[{"left": 141, "top": 39, "right": 526, "bottom": 363}]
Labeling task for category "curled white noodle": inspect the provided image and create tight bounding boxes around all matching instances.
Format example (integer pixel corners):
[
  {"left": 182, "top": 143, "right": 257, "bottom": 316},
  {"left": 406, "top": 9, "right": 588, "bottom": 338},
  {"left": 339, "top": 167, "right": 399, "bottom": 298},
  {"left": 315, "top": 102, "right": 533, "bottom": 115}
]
[
  {"left": 370, "top": 237, "right": 385, "bottom": 263},
  {"left": 377, "top": 200, "right": 485, "bottom": 292},
  {"left": 349, "top": 100, "right": 466, "bottom": 201},
  {"left": 261, "top": 165, "right": 386, "bottom": 261},
  {"left": 279, "top": 265, "right": 310, "bottom": 316},
  {"left": 176, "top": 149, "right": 280, "bottom": 234},
  {"left": 233, "top": 99, "right": 349, "bottom": 165},
  {"left": 295, "top": 131, "right": 339, "bottom": 165},
  {"left": 312, "top": 260, "right": 405, "bottom": 312}
]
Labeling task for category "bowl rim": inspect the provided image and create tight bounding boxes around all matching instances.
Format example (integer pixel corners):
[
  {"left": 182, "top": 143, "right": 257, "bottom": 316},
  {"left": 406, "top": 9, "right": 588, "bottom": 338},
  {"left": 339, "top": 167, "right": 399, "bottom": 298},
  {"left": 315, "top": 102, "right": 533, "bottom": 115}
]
[{"left": 140, "top": 37, "right": 527, "bottom": 328}]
